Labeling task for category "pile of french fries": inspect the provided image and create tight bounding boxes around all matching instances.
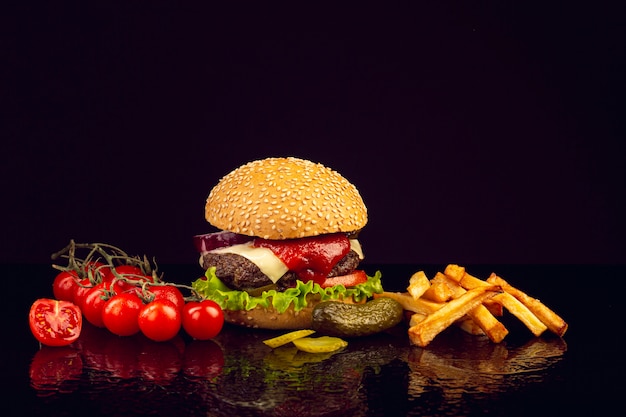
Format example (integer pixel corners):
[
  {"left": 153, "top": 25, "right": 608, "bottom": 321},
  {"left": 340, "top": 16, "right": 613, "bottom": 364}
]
[{"left": 375, "top": 264, "right": 568, "bottom": 347}]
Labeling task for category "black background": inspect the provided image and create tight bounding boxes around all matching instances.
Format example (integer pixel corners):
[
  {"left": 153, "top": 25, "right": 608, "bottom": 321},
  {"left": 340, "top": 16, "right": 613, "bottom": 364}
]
[{"left": 3, "top": 2, "right": 625, "bottom": 267}]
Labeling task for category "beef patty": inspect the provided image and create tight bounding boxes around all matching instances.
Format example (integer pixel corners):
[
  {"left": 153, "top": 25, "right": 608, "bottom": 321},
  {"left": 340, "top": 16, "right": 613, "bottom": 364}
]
[{"left": 201, "top": 250, "right": 362, "bottom": 291}]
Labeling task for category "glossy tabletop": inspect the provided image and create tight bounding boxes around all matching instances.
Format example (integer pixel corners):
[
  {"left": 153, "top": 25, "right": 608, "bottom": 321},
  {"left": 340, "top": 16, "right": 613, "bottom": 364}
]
[{"left": 3, "top": 264, "right": 622, "bottom": 416}]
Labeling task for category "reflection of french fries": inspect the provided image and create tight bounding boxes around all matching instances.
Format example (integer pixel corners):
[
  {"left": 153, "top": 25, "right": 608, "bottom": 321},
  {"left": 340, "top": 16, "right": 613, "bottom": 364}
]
[
  {"left": 406, "top": 337, "right": 567, "bottom": 400},
  {"left": 408, "top": 285, "right": 501, "bottom": 347},
  {"left": 487, "top": 274, "right": 568, "bottom": 336}
]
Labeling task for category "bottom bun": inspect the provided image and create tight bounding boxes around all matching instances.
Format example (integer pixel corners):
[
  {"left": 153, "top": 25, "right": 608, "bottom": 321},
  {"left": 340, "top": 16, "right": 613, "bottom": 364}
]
[
  {"left": 223, "top": 303, "right": 316, "bottom": 330},
  {"left": 221, "top": 294, "right": 366, "bottom": 330}
]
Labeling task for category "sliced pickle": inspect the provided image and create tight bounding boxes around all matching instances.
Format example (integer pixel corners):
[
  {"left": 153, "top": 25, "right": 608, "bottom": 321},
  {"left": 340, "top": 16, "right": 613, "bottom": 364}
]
[
  {"left": 292, "top": 336, "right": 348, "bottom": 353},
  {"left": 262, "top": 329, "right": 316, "bottom": 348}
]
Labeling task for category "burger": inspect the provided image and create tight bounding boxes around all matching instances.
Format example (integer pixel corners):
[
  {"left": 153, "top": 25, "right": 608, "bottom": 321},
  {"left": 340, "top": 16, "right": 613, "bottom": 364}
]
[{"left": 191, "top": 157, "right": 383, "bottom": 330}]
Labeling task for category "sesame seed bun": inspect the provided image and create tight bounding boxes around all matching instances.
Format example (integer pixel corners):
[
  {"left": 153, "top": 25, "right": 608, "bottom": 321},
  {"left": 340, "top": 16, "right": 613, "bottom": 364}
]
[{"left": 205, "top": 157, "right": 368, "bottom": 240}]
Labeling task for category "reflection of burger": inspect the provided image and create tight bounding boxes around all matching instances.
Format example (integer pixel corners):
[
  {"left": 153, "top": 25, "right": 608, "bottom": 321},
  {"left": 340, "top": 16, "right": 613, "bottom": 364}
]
[
  {"left": 192, "top": 157, "right": 383, "bottom": 329},
  {"left": 195, "top": 326, "right": 401, "bottom": 417}
]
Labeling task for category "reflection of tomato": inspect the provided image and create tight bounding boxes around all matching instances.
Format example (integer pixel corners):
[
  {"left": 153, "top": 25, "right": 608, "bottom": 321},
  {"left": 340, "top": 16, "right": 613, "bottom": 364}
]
[
  {"left": 76, "top": 323, "right": 112, "bottom": 372},
  {"left": 182, "top": 339, "right": 224, "bottom": 379},
  {"left": 136, "top": 335, "right": 183, "bottom": 384},
  {"left": 29, "top": 299, "right": 82, "bottom": 347},
  {"left": 102, "top": 334, "right": 141, "bottom": 379},
  {"left": 73, "top": 322, "right": 142, "bottom": 379},
  {"left": 30, "top": 346, "right": 83, "bottom": 393}
]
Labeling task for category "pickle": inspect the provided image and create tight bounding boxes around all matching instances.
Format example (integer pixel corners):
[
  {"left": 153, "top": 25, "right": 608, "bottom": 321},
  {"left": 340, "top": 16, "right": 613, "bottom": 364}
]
[
  {"left": 262, "top": 329, "right": 315, "bottom": 348},
  {"left": 311, "top": 297, "right": 403, "bottom": 338},
  {"left": 292, "top": 336, "right": 348, "bottom": 353}
]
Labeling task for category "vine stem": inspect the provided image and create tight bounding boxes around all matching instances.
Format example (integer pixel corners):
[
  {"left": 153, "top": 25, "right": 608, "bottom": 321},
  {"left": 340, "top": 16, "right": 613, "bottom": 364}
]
[{"left": 49, "top": 240, "right": 204, "bottom": 302}]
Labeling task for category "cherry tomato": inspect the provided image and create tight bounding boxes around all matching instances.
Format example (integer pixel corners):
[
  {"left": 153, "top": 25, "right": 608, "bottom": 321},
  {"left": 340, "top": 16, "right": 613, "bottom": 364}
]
[
  {"left": 111, "top": 265, "right": 153, "bottom": 290},
  {"left": 149, "top": 285, "right": 185, "bottom": 312},
  {"left": 72, "top": 277, "right": 95, "bottom": 310},
  {"left": 81, "top": 282, "right": 109, "bottom": 328},
  {"left": 182, "top": 300, "right": 224, "bottom": 340},
  {"left": 138, "top": 299, "right": 182, "bottom": 342},
  {"left": 112, "top": 264, "right": 144, "bottom": 278},
  {"left": 29, "top": 299, "right": 82, "bottom": 347},
  {"left": 52, "top": 270, "right": 79, "bottom": 302},
  {"left": 320, "top": 270, "right": 368, "bottom": 288},
  {"left": 102, "top": 292, "right": 143, "bottom": 336}
]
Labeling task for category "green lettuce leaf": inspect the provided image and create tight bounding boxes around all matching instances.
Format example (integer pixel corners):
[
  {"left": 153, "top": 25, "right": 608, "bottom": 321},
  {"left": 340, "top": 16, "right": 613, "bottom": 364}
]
[{"left": 191, "top": 268, "right": 384, "bottom": 314}]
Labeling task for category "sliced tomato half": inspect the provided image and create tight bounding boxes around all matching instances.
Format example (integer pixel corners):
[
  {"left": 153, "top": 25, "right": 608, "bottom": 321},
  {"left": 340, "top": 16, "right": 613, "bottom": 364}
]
[
  {"left": 29, "top": 298, "right": 82, "bottom": 347},
  {"left": 320, "top": 270, "right": 368, "bottom": 288}
]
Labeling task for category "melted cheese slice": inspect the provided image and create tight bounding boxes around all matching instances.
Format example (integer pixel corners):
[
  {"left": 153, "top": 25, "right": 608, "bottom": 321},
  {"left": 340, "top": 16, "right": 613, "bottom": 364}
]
[{"left": 201, "top": 239, "right": 364, "bottom": 284}]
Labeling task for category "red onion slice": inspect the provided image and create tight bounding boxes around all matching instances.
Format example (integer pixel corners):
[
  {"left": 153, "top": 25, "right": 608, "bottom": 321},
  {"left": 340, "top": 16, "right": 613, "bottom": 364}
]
[{"left": 193, "top": 231, "right": 253, "bottom": 253}]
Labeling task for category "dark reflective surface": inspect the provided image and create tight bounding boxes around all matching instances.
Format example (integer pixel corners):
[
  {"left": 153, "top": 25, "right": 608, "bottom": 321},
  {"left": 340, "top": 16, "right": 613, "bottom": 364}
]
[{"left": 4, "top": 264, "right": 623, "bottom": 416}]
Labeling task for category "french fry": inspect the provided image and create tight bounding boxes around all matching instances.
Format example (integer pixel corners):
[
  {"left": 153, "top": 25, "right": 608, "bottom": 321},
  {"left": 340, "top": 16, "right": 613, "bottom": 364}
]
[
  {"left": 408, "top": 312, "right": 427, "bottom": 327},
  {"left": 398, "top": 265, "right": 567, "bottom": 347},
  {"left": 443, "top": 264, "right": 466, "bottom": 282},
  {"left": 487, "top": 274, "right": 568, "bottom": 336},
  {"left": 443, "top": 266, "right": 503, "bottom": 315},
  {"left": 455, "top": 316, "right": 485, "bottom": 336},
  {"left": 483, "top": 299, "right": 504, "bottom": 317},
  {"left": 466, "top": 304, "right": 510, "bottom": 342},
  {"left": 435, "top": 272, "right": 465, "bottom": 298},
  {"left": 458, "top": 272, "right": 493, "bottom": 291},
  {"left": 450, "top": 269, "right": 548, "bottom": 337},
  {"left": 374, "top": 292, "right": 443, "bottom": 316},
  {"left": 492, "top": 292, "right": 547, "bottom": 336},
  {"left": 408, "top": 285, "right": 501, "bottom": 347},
  {"left": 422, "top": 272, "right": 455, "bottom": 302},
  {"left": 438, "top": 273, "right": 509, "bottom": 343},
  {"left": 407, "top": 271, "right": 431, "bottom": 300}
]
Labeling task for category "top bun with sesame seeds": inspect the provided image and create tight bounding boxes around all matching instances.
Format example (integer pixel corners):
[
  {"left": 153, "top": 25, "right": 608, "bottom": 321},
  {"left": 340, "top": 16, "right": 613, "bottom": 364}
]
[
  {"left": 192, "top": 157, "right": 385, "bottom": 331},
  {"left": 204, "top": 157, "right": 368, "bottom": 240}
]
